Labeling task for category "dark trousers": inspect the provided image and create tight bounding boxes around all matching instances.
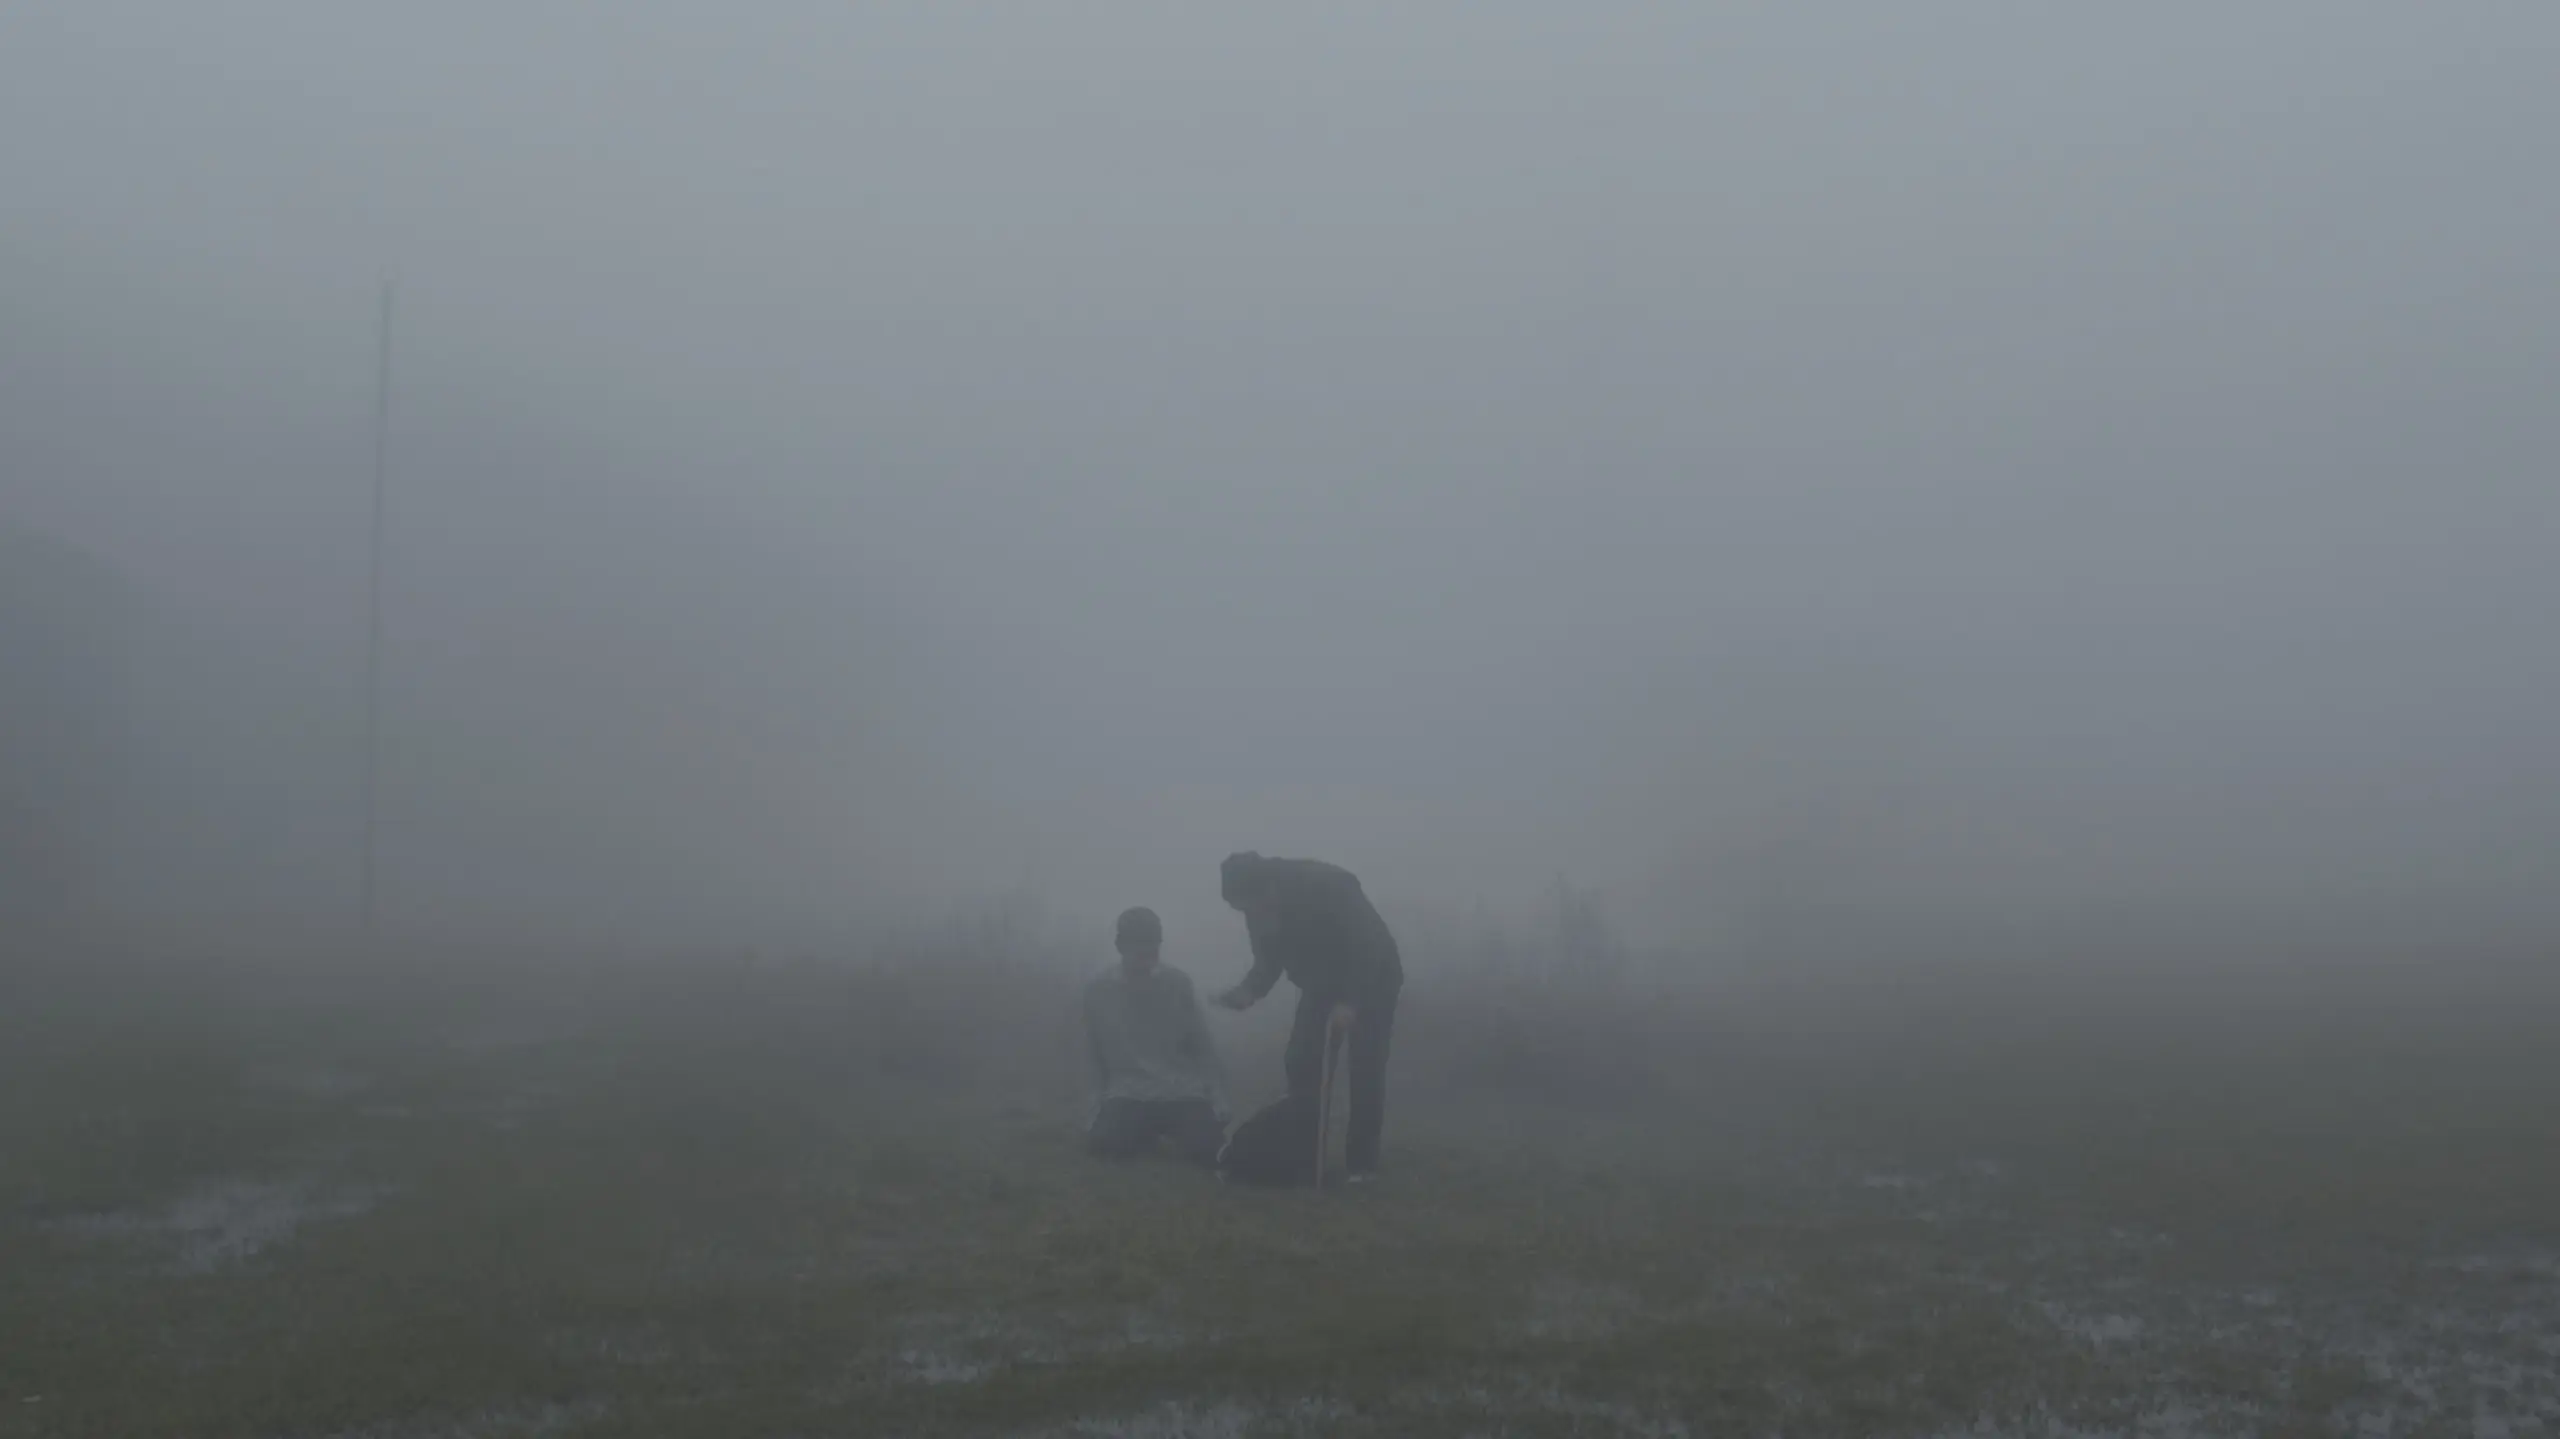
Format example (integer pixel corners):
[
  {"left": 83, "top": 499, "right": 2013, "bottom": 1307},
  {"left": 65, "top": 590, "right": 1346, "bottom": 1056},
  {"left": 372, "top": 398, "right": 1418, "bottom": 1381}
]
[
  {"left": 1283, "top": 983, "right": 1399, "bottom": 1174},
  {"left": 1087, "top": 1098, "right": 1226, "bottom": 1166}
]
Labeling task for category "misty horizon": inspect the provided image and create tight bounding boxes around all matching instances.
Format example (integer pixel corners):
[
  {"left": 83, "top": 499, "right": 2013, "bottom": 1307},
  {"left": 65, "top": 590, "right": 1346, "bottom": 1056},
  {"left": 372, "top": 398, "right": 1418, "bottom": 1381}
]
[{"left": 6, "top": 4, "right": 2556, "bottom": 958}]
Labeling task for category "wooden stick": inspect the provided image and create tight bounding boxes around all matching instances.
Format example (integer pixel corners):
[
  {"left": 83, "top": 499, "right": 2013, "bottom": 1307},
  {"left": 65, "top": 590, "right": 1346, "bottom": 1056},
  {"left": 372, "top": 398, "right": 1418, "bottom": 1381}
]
[{"left": 1315, "top": 1010, "right": 1350, "bottom": 1189}]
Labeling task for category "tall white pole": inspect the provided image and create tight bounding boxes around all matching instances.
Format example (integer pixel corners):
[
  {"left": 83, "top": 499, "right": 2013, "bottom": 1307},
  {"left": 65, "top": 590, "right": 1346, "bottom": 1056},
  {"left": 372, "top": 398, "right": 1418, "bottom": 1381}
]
[{"left": 361, "top": 278, "right": 393, "bottom": 941}]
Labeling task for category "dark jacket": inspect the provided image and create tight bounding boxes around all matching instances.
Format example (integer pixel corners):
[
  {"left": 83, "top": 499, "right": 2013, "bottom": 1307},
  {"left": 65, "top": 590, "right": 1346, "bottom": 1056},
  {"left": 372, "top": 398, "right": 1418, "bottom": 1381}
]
[{"left": 1234, "top": 857, "right": 1404, "bottom": 1007}]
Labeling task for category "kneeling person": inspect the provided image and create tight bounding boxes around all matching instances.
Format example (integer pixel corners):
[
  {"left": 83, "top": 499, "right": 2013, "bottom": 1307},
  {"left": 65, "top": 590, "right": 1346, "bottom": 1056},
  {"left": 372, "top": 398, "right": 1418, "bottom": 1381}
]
[{"left": 1084, "top": 906, "right": 1229, "bottom": 1165}]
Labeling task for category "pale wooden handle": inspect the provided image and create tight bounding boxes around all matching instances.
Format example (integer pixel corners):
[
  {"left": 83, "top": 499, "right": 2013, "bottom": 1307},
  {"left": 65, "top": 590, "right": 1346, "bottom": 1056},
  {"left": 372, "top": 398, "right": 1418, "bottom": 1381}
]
[{"left": 1315, "top": 1014, "right": 1352, "bottom": 1189}]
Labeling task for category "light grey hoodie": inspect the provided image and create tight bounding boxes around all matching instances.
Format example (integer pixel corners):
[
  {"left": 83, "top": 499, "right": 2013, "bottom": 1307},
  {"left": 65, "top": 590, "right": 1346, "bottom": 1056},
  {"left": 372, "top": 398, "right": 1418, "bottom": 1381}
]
[{"left": 1082, "top": 962, "right": 1229, "bottom": 1121}]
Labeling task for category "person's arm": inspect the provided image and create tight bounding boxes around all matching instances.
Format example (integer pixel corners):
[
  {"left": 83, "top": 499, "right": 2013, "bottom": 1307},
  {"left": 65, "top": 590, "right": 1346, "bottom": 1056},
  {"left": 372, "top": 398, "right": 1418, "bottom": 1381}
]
[
  {"left": 1239, "top": 937, "right": 1285, "bottom": 1001},
  {"left": 1215, "top": 914, "right": 1287, "bottom": 1009}
]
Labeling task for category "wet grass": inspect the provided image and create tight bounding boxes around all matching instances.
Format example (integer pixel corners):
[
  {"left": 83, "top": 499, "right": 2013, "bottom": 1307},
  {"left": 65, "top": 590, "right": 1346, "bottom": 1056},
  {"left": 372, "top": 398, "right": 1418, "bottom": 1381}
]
[{"left": 2, "top": 946, "right": 2555, "bottom": 1436}]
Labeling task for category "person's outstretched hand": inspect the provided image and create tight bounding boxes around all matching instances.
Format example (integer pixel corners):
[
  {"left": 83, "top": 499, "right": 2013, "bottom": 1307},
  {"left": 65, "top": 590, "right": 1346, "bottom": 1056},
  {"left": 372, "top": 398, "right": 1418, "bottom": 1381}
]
[{"left": 1214, "top": 984, "right": 1258, "bottom": 1012}]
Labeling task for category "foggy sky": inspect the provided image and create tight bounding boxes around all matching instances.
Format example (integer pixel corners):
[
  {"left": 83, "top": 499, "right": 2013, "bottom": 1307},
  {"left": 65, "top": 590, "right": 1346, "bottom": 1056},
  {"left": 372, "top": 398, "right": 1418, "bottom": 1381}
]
[{"left": 6, "top": 5, "right": 2557, "bottom": 957}]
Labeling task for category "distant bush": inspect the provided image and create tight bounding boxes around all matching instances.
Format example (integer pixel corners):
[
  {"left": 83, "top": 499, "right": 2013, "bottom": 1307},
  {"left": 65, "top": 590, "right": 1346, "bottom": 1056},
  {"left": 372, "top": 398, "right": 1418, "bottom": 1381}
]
[{"left": 1397, "top": 880, "right": 1670, "bottom": 1110}]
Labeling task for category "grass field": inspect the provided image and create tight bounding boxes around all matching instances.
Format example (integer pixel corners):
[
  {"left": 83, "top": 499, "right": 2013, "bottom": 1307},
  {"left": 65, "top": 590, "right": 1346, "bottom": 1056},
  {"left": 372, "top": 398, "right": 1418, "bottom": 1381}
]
[{"left": 3, "top": 940, "right": 2556, "bottom": 1437}]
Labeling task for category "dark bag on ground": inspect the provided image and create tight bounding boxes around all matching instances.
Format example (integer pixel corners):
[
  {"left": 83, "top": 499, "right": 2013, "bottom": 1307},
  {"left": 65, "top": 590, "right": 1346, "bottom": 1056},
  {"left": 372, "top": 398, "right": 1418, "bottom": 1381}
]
[{"left": 1216, "top": 1093, "right": 1316, "bottom": 1187}]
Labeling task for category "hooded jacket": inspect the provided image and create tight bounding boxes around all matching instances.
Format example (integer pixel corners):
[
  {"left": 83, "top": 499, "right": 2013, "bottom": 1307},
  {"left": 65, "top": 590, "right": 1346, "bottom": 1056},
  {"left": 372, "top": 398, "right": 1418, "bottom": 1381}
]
[{"left": 1228, "top": 855, "right": 1404, "bottom": 1007}]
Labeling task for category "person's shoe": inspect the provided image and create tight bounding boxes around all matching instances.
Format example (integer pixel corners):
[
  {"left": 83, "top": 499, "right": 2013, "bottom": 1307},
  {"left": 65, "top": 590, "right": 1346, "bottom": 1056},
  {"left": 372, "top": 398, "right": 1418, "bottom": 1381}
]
[{"left": 1344, "top": 1168, "right": 1379, "bottom": 1186}]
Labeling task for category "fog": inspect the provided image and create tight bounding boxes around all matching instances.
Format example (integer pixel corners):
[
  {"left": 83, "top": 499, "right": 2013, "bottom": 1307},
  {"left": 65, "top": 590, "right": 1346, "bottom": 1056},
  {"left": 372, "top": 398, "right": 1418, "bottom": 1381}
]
[{"left": 6, "top": 4, "right": 2557, "bottom": 962}]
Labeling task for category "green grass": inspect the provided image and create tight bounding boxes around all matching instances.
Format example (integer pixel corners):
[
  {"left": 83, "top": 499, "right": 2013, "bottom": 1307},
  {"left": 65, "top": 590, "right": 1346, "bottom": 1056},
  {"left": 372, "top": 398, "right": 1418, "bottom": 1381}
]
[{"left": 3, "top": 948, "right": 2556, "bottom": 1436}]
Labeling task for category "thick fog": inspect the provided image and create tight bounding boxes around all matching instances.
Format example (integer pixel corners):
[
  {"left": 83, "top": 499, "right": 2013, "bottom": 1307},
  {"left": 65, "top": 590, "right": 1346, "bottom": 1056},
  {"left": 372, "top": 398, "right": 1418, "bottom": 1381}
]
[{"left": 6, "top": 5, "right": 2557, "bottom": 959}]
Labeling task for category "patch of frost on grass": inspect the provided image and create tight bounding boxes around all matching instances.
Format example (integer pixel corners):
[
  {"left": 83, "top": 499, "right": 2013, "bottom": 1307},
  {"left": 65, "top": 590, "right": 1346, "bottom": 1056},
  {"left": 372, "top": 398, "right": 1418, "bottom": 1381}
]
[
  {"left": 1033, "top": 1397, "right": 1350, "bottom": 1439},
  {"left": 325, "top": 1399, "right": 607, "bottom": 1439},
  {"left": 51, "top": 1176, "right": 390, "bottom": 1273},
  {"left": 887, "top": 1308, "right": 1208, "bottom": 1388}
]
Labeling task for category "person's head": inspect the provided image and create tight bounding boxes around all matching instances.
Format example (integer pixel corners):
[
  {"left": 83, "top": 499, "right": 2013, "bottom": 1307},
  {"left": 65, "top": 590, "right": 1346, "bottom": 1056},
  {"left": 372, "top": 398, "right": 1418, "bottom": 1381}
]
[
  {"left": 1114, "top": 906, "right": 1163, "bottom": 975},
  {"left": 1219, "top": 851, "right": 1280, "bottom": 925}
]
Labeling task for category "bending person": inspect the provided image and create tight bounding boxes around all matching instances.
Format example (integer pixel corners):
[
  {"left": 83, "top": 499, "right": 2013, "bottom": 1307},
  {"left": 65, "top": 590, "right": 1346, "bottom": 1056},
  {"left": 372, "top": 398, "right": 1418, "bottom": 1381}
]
[{"left": 1213, "top": 852, "right": 1405, "bottom": 1183}]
